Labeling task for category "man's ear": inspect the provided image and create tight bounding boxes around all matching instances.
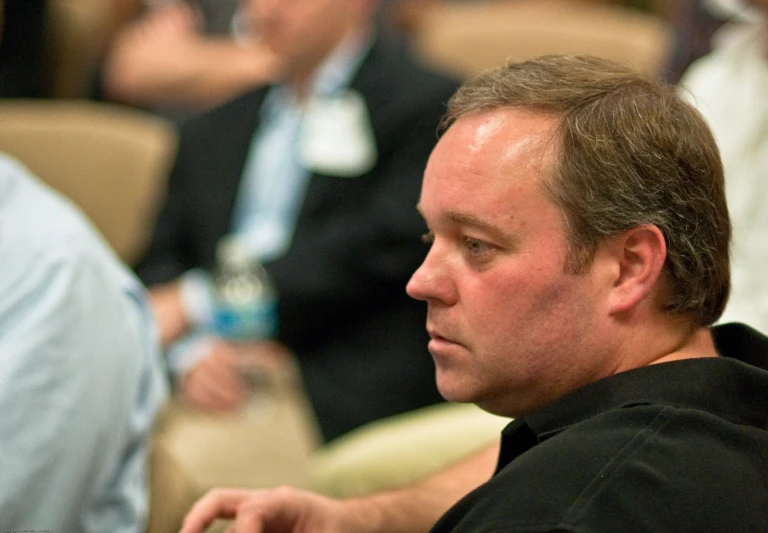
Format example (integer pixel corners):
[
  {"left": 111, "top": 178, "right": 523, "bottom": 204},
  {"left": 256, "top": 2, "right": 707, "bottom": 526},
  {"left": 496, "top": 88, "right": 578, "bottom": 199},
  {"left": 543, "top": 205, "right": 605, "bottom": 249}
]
[{"left": 606, "top": 224, "right": 667, "bottom": 315}]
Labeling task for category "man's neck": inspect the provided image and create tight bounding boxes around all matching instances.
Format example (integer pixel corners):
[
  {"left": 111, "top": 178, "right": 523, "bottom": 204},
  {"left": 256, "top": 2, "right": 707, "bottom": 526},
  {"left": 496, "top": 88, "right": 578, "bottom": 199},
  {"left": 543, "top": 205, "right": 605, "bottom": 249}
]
[
  {"left": 647, "top": 325, "right": 719, "bottom": 366},
  {"left": 613, "top": 314, "right": 718, "bottom": 375},
  {"left": 285, "top": 23, "right": 372, "bottom": 101}
]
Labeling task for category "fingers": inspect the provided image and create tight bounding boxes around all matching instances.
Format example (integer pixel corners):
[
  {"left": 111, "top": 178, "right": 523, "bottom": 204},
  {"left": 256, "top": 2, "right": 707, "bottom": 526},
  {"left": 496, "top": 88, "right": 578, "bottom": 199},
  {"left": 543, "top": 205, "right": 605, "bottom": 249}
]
[
  {"left": 231, "top": 509, "right": 266, "bottom": 533},
  {"left": 180, "top": 486, "right": 301, "bottom": 533},
  {"left": 180, "top": 488, "right": 259, "bottom": 533},
  {"left": 233, "top": 489, "right": 301, "bottom": 532},
  {"left": 181, "top": 485, "right": 351, "bottom": 533},
  {"left": 145, "top": 1, "right": 200, "bottom": 36},
  {"left": 180, "top": 340, "right": 289, "bottom": 411},
  {"left": 236, "top": 340, "right": 293, "bottom": 371},
  {"left": 181, "top": 348, "right": 247, "bottom": 411}
]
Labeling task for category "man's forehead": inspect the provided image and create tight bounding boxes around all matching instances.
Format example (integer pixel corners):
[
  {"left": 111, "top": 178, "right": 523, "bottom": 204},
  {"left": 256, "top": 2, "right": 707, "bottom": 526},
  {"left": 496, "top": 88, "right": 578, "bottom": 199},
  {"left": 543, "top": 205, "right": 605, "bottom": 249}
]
[
  {"left": 443, "top": 109, "right": 556, "bottom": 156},
  {"left": 448, "top": 107, "right": 557, "bottom": 134},
  {"left": 431, "top": 109, "right": 558, "bottom": 187}
]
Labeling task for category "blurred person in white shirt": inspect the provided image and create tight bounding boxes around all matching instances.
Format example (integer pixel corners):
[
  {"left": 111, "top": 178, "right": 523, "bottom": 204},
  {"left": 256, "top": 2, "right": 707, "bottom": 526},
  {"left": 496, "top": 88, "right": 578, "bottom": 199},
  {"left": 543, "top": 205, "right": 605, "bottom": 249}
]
[{"left": 678, "top": 0, "right": 768, "bottom": 333}]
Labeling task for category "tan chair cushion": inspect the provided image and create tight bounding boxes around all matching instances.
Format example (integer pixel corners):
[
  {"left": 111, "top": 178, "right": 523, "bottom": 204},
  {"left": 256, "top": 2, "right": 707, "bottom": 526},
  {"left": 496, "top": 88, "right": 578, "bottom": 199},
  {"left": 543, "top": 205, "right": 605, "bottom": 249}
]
[
  {"left": 412, "top": 0, "right": 672, "bottom": 78},
  {"left": 311, "top": 402, "right": 510, "bottom": 498},
  {"left": 0, "top": 99, "right": 176, "bottom": 265},
  {"left": 147, "top": 367, "right": 321, "bottom": 533},
  {"left": 146, "top": 424, "right": 199, "bottom": 533}
]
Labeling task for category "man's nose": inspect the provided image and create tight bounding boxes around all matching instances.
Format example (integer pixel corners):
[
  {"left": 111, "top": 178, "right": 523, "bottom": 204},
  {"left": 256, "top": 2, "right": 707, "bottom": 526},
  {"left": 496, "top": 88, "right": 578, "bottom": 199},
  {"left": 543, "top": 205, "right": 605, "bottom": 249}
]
[{"left": 406, "top": 246, "right": 457, "bottom": 305}]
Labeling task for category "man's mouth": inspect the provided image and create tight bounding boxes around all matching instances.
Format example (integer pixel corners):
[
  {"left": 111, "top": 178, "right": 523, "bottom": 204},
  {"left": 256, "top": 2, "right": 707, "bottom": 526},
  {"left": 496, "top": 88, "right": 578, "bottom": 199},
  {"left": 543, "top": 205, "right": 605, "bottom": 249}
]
[{"left": 426, "top": 326, "right": 465, "bottom": 354}]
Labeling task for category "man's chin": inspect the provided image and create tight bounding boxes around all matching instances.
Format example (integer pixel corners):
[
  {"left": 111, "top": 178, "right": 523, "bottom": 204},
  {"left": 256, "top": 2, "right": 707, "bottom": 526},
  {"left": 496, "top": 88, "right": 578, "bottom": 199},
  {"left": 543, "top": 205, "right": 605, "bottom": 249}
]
[
  {"left": 435, "top": 376, "right": 480, "bottom": 405},
  {"left": 436, "top": 376, "right": 514, "bottom": 417}
]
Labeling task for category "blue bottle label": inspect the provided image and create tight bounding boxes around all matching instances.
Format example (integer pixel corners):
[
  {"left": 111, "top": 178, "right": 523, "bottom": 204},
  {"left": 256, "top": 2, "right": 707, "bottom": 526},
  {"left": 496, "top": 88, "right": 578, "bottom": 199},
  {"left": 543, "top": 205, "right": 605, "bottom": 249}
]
[{"left": 212, "top": 298, "right": 278, "bottom": 341}]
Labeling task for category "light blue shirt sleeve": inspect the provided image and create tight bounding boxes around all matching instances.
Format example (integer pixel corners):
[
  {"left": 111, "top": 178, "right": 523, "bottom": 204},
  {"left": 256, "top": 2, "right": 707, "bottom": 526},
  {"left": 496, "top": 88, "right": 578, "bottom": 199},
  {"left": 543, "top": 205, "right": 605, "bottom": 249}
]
[{"left": 0, "top": 155, "right": 169, "bottom": 533}]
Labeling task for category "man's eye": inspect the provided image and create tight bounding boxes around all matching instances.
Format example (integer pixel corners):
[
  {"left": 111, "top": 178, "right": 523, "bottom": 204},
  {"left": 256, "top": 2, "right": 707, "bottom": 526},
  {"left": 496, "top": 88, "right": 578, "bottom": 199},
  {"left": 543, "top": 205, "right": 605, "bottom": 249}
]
[
  {"left": 463, "top": 237, "right": 493, "bottom": 257},
  {"left": 421, "top": 231, "right": 435, "bottom": 244}
]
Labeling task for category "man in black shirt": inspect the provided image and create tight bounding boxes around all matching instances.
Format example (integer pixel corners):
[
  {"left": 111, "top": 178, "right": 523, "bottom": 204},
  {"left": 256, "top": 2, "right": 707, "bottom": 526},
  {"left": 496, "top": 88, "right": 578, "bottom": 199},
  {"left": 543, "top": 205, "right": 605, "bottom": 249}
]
[
  {"left": 180, "top": 55, "right": 768, "bottom": 532},
  {"left": 430, "top": 322, "right": 768, "bottom": 532}
]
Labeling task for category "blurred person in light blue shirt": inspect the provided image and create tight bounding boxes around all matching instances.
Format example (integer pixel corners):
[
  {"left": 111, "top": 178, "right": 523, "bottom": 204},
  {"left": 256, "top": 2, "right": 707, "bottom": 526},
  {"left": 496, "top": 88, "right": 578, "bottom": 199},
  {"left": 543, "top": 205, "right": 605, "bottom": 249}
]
[{"left": 0, "top": 153, "right": 168, "bottom": 532}]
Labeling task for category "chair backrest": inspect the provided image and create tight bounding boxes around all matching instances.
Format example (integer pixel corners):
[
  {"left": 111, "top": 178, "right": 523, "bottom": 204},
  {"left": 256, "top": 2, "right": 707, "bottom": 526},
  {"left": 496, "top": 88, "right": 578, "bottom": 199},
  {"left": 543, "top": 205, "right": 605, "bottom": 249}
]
[
  {"left": 46, "top": 0, "right": 139, "bottom": 97},
  {"left": 0, "top": 99, "right": 177, "bottom": 266},
  {"left": 311, "top": 402, "right": 509, "bottom": 498},
  {"left": 411, "top": 0, "right": 672, "bottom": 78}
]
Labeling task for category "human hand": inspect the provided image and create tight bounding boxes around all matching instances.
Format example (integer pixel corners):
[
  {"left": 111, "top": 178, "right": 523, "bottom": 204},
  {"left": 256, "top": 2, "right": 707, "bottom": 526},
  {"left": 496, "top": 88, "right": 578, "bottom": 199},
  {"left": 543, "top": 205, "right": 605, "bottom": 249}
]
[
  {"left": 148, "top": 282, "right": 190, "bottom": 346},
  {"left": 180, "top": 341, "right": 248, "bottom": 411},
  {"left": 179, "top": 442, "right": 500, "bottom": 533},
  {"left": 179, "top": 486, "right": 372, "bottom": 533},
  {"left": 121, "top": 1, "right": 201, "bottom": 52},
  {"left": 103, "top": 2, "right": 203, "bottom": 102},
  {"left": 180, "top": 339, "right": 293, "bottom": 411},
  {"left": 231, "top": 339, "right": 292, "bottom": 373},
  {"left": 104, "top": 0, "right": 284, "bottom": 107}
]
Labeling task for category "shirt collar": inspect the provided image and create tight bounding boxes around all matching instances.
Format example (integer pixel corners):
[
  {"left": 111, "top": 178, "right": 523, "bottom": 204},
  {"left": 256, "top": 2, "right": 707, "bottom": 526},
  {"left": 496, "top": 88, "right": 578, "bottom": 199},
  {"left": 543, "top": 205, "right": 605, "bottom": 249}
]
[
  {"left": 261, "top": 27, "right": 375, "bottom": 119},
  {"left": 496, "top": 323, "right": 768, "bottom": 472},
  {"left": 309, "top": 26, "right": 375, "bottom": 97}
]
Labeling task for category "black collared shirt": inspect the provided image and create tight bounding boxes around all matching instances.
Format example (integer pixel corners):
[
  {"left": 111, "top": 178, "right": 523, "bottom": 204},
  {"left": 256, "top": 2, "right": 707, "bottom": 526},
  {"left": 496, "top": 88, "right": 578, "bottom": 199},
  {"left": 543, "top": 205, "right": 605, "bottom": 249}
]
[{"left": 431, "top": 323, "right": 768, "bottom": 532}]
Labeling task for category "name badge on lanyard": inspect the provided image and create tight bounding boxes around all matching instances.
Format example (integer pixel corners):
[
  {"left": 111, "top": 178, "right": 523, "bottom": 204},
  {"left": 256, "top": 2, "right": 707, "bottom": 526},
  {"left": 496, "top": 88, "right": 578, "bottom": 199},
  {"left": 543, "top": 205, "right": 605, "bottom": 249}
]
[{"left": 298, "top": 90, "right": 378, "bottom": 178}]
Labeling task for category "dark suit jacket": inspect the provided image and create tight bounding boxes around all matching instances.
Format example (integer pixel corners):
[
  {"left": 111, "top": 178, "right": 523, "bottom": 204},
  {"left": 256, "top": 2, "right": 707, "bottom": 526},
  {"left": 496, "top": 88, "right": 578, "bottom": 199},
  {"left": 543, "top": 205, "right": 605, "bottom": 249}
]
[{"left": 135, "top": 37, "right": 460, "bottom": 441}]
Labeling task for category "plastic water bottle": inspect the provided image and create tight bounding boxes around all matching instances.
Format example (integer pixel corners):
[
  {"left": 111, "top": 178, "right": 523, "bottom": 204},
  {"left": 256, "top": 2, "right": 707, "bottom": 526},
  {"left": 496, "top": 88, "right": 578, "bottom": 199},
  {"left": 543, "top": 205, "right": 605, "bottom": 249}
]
[
  {"left": 210, "top": 236, "right": 279, "bottom": 413},
  {"left": 210, "top": 236, "right": 278, "bottom": 342}
]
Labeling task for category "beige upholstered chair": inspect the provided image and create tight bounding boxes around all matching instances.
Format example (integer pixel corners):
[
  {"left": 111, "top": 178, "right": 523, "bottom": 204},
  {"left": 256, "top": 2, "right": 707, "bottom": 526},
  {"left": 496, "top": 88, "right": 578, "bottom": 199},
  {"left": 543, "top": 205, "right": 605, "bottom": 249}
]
[
  {"left": 0, "top": 99, "right": 176, "bottom": 266},
  {"left": 46, "top": 0, "right": 141, "bottom": 97},
  {"left": 46, "top": 0, "right": 112, "bottom": 97},
  {"left": 147, "top": 366, "right": 322, "bottom": 533},
  {"left": 311, "top": 402, "right": 510, "bottom": 498},
  {"left": 411, "top": 0, "right": 672, "bottom": 78}
]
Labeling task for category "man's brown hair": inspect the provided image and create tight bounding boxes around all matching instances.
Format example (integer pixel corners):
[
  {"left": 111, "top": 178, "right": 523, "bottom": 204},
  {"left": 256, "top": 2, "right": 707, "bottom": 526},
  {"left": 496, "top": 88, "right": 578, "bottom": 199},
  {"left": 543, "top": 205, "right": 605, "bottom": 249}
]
[{"left": 443, "top": 55, "right": 730, "bottom": 326}]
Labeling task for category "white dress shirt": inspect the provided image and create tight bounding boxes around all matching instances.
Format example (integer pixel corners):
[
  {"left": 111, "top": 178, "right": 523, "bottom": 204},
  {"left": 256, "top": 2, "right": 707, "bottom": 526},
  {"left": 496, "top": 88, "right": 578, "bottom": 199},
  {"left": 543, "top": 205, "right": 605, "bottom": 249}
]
[{"left": 679, "top": 17, "right": 768, "bottom": 333}]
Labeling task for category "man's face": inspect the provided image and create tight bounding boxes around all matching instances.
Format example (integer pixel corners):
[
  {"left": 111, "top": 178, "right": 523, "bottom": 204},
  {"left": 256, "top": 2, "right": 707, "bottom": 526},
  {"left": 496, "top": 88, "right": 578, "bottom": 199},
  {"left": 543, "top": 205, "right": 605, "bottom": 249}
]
[
  {"left": 245, "top": 0, "right": 360, "bottom": 72},
  {"left": 407, "top": 109, "right": 617, "bottom": 417}
]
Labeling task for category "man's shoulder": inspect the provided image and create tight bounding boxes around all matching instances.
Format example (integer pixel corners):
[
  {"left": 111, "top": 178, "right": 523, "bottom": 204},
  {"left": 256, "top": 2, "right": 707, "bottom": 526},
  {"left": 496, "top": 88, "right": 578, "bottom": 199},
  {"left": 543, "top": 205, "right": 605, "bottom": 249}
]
[
  {"left": 355, "top": 37, "right": 460, "bottom": 105},
  {"left": 0, "top": 155, "right": 134, "bottom": 298},
  {"left": 553, "top": 403, "right": 768, "bottom": 530},
  {"left": 443, "top": 403, "right": 768, "bottom": 532},
  {"left": 0, "top": 156, "right": 104, "bottom": 255}
]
